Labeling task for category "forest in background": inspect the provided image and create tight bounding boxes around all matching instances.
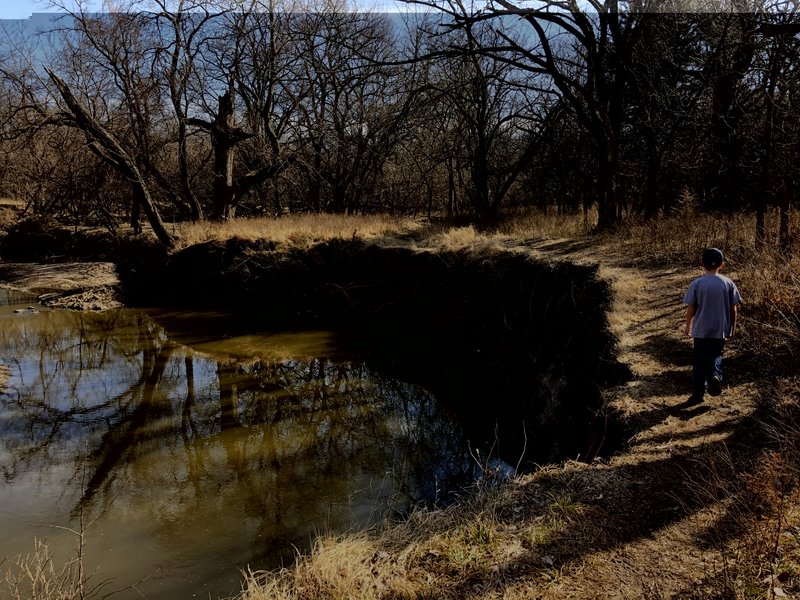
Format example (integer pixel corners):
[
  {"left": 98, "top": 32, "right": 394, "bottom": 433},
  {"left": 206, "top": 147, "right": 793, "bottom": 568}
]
[{"left": 0, "top": 0, "right": 798, "bottom": 249}]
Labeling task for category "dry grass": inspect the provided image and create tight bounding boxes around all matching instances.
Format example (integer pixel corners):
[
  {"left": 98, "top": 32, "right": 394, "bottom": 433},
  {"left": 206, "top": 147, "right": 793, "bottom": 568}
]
[
  {"left": 236, "top": 470, "right": 595, "bottom": 600},
  {"left": 415, "top": 225, "right": 505, "bottom": 254},
  {"left": 0, "top": 199, "right": 25, "bottom": 230},
  {"left": 498, "top": 207, "right": 596, "bottom": 239},
  {"left": 172, "top": 214, "right": 423, "bottom": 250},
  {"left": 2, "top": 540, "right": 83, "bottom": 600},
  {"left": 0, "top": 363, "right": 9, "bottom": 396},
  {"left": 0, "top": 198, "right": 25, "bottom": 208}
]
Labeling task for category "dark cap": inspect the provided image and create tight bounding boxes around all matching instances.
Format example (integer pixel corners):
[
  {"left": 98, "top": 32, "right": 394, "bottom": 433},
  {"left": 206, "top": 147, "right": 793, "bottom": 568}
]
[{"left": 701, "top": 248, "right": 725, "bottom": 269}]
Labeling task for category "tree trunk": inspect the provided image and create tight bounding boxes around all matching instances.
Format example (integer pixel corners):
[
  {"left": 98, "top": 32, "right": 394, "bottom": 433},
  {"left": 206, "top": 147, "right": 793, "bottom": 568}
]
[
  {"left": 178, "top": 120, "right": 203, "bottom": 222},
  {"left": 642, "top": 128, "right": 660, "bottom": 220},
  {"left": 211, "top": 138, "right": 236, "bottom": 221},
  {"left": 447, "top": 159, "right": 455, "bottom": 219},
  {"left": 595, "top": 140, "right": 620, "bottom": 231},
  {"left": 209, "top": 91, "right": 239, "bottom": 222},
  {"left": 47, "top": 70, "right": 174, "bottom": 248},
  {"left": 780, "top": 176, "right": 793, "bottom": 251},
  {"left": 708, "top": 14, "right": 757, "bottom": 211},
  {"left": 197, "top": 90, "right": 291, "bottom": 220}
]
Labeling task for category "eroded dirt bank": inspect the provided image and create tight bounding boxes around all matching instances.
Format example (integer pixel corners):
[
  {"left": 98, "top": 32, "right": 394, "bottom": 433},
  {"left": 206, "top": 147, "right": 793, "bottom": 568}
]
[{"left": 121, "top": 238, "right": 630, "bottom": 465}]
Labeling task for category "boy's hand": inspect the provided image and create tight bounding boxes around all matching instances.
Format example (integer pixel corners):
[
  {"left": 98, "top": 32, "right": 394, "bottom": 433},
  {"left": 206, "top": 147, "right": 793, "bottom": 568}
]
[{"left": 685, "top": 305, "right": 696, "bottom": 338}]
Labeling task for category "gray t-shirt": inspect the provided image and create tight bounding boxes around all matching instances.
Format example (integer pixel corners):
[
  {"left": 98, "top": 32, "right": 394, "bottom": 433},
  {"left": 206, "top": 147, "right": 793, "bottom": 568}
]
[{"left": 683, "top": 273, "right": 742, "bottom": 339}]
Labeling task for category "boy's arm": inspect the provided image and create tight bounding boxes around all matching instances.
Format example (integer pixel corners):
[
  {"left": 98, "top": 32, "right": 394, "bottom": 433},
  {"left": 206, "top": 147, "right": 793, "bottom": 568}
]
[
  {"left": 729, "top": 304, "right": 738, "bottom": 338},
  {"left": 685, "top": 305, "right": 696, "bottom": 337}
]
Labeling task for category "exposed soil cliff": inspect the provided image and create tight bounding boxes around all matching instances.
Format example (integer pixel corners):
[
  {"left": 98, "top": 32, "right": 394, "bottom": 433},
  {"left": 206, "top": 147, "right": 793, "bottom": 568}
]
[{"left": 121, "top": 238, "right": 630, "bottom": 465}]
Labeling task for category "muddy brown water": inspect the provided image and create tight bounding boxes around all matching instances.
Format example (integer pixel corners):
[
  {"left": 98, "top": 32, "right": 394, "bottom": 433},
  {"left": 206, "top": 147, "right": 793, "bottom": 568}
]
[{"left": 0, "top": 289, "right": 494, "bottom": 599}]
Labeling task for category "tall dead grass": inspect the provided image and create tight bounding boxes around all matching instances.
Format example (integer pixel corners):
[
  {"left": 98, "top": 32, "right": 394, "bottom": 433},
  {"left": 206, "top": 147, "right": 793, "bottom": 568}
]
[
  {"left": 234, "top": 469, "right": 592, "bottom": 600},
  {"left": 173, "top": 214, "right": 423, "bottom": 250},
  {"left": 498, "top": 207, "right": 596, "bottom": 240},
  {"left": 2, "top": 540, "right": 84, "bottom": 600}
]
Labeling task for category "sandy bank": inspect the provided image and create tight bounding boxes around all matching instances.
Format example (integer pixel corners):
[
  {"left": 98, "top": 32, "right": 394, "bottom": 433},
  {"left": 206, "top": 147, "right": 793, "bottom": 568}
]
[{"left": 0, "top": 261, "right": 122, "bottom": 310}]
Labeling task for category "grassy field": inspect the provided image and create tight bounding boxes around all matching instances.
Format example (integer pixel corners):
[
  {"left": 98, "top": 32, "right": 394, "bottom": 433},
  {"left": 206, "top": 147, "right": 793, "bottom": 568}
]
[{"left": 2, "top": 207, "right": 799, "bottom": 599}]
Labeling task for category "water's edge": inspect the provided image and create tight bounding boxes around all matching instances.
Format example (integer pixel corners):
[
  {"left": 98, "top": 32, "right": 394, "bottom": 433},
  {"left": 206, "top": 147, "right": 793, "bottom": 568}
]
[{"left": 123, "top": 238, "right": 632, "bottom": 466}]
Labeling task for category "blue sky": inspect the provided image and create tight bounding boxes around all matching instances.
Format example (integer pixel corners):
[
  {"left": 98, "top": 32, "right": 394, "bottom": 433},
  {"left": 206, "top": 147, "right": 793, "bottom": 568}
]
[
  {"left": 0, "top": 2, "right": 754, "bottom": 19},
  {"left": 0, "top": 1, "right": 105, "bottom": 20},
  {"left": 0, "top": 0, "right": 412, "bottom": 19}
]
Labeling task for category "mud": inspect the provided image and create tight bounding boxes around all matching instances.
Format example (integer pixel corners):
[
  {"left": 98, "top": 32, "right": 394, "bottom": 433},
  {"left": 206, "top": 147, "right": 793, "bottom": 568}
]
[{"left": 0, "top": 262, "right": 122, "bottom": 310}]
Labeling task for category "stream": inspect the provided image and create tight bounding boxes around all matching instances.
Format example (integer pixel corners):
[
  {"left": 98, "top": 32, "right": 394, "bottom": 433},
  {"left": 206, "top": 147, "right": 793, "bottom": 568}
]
[{"left": 0, "top": 288, "right": 495, "bottom": 599}]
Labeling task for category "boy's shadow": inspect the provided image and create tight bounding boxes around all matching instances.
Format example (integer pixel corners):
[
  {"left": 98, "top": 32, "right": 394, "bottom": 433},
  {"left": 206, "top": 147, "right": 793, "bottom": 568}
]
[
  {"left": 638, "top": 333, "right": 692, "bottom": 367},
  {"left": 671, "top": 402, "right": 712, "bottom": 419}
]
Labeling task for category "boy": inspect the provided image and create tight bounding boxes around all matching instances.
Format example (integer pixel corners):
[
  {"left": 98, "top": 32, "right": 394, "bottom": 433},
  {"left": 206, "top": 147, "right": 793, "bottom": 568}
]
[{"left": 683, "top": 248, "right": 741, "bottom": 406}]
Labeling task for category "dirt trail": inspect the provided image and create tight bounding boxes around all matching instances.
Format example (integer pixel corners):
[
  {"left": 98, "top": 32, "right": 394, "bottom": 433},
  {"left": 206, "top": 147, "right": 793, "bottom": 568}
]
[{"left": 510, "top": 238, "right": 757, "bottom": 599}]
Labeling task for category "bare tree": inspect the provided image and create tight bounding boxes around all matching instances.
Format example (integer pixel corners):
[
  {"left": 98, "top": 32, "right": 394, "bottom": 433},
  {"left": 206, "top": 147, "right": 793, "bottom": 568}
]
[
  {"left": 187, "top": 0, "right": 296, "bottom": 221},
  {"left": 419, "top": 10, "right": 552, "bottom": 222},
  {"left": 151, "top": 0, "right": 222, "bottom": 222},
  {"left": 287, "top": 1, "right": 422, "bottom": 215},
  {"left": 407, "top": 0, "right": 693, "bottom": 229},
  {"left": 47, "top": 68, "right": 175, "bottom": 246}
]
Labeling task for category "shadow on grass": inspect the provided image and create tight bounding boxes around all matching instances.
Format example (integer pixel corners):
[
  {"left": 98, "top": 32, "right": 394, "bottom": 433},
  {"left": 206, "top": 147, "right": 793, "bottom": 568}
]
[
  {"left": 394, "top": 323, "right": 800, "bottom": 599},
  {"left": 529, "top": 239, "right": 596, "bottom": 255},
  {"left": 417, "top": 396, "right": 781, "bottom": 599},
  {"left": 638, "top": 333, "right": 693, "bottom": 367}
]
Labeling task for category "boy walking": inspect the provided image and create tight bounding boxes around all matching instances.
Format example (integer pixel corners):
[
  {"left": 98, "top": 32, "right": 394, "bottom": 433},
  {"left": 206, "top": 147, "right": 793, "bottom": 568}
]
[{"left": 683, "top": 248, "right": 741, "bottom": 406}]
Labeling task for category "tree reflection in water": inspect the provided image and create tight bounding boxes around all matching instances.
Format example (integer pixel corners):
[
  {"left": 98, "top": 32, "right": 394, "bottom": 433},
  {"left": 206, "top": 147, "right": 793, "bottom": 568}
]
[{"left": 0, "top": 296, "right": 472, "bottom": 598}]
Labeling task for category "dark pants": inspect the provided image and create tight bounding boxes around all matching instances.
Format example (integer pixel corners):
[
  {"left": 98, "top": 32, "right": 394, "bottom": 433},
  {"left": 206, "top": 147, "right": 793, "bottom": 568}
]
[{"left": 692, "top": 337, "right": 725, "bottom": 396}]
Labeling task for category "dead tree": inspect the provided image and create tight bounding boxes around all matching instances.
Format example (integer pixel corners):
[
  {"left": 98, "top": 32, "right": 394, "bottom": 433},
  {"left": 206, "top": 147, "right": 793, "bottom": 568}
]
[
  {"left": 188, "top": 87, "right": 292, "bottom": 221},
  {"left": 47, "top": 69, "right": 175, "bottom": 247}
]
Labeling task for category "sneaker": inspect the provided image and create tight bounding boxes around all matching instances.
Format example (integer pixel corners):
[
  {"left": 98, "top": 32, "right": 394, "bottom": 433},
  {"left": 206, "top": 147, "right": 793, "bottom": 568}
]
[
  {"left": 683, "top": 394, "right": 704, "bottom": 408},
  {"left": 708, "top": 376, "right": 722, "bottom": 397}
]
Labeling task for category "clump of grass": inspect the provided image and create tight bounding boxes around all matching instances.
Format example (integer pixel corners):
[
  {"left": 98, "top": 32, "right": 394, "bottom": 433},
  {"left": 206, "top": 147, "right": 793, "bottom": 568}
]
[
  {"left": 0, "top": 198, "right": 26, "bottom": 208},
  {"left": 2, "top": 539, "right": 84, "bottom": 600},
  {"left": 238, "top": 534, "right": 417, "bottom": 600},
  {"left": 416, "top": 225, "right": 505, "bottom": 254},
  {"left": 498, "top": 207, "right": 596, "bottom": 239},
  {"left": 690, "top": 448, "right": 800, "bottom": 598},
  {"left": 172, "top": 214, "right": 423, "bottom": 250},
  {"left": 738, "top": 246, "right": 800, "bottom": 348}
]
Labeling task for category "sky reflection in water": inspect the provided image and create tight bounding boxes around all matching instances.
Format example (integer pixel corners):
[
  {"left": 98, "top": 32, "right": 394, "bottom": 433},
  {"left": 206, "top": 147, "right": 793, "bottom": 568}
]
[{"left": 0, "top": 290, "right": 475, "bottom": 599}]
